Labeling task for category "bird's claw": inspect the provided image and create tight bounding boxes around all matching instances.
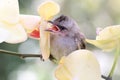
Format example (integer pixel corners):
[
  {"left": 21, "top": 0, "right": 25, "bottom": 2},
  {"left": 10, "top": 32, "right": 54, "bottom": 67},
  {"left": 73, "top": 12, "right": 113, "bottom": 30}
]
[{"left": 40, "top": 54, "right": 45, "bottom": 61}]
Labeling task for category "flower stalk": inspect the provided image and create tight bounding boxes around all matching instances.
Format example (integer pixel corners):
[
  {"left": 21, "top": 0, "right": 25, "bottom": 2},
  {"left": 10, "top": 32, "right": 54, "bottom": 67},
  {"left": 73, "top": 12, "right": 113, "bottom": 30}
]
[
  {"left": 108, "top": 42, "right": 120, "bottom": 78},
  {"left": 0, "top": 49, "right": 41, "bottom": 58},
  {"left": 102, "top": 41, "right": 120, "bottom": 80}
]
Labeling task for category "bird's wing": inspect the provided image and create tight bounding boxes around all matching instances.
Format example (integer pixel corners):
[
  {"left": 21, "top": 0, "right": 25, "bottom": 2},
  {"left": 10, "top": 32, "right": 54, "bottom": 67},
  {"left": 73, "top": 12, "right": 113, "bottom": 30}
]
[{"left": 74, "top": 32, "right": 86, "bottom": 49}]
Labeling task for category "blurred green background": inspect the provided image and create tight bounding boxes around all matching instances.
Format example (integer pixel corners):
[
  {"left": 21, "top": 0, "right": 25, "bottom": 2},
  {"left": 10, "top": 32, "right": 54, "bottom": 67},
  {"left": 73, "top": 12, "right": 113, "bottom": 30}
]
[{"left": 0, "top": 0, "right": 120, "bottom": 80}]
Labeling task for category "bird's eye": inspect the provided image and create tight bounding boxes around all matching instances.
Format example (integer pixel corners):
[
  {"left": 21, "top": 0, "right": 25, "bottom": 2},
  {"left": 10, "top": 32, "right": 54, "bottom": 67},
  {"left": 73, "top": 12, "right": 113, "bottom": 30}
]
[{"left": 57, "top": 25, "right": 67, "bottom": 30}]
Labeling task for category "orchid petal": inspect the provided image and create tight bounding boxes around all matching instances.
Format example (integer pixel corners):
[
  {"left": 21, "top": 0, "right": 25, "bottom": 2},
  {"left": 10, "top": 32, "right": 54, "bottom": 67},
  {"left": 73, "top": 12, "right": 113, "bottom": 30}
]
[
  {"left": 87, "top": 25, "right": 120, "bottom": 51},
  {"left": 55, "top": 50, "right": 101, "bottom": 80},
  {"left": 0, "top": 0, "right": 19, "bottom": 24},
  {"left": 38, "top": 0, "right": 60, "bottom": 20},
  {"left": 38, "top": 1, "right": 60, "bottom": 60},
  {"left": 0, "top": 22, "right": 27, "bottom": 43},
  {"left": 40, "top": 19, "right": 51, "bottom": 60},
  {"left": 0, "top": 27, "right": 10, "bottom": 43},
  {"left": 86, "top": 39, "right": 117, "bottom": 51},
  {"left": 96, "top": 25, "right": 120, "bottom": 40},
  {"left": 20, "top": 15, "right": 41, "bottom": 33}
]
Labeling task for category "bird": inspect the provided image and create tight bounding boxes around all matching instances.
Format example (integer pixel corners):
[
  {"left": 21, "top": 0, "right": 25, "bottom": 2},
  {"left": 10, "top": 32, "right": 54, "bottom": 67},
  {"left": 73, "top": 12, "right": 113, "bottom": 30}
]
[{"left": 45, "top": 15, "right": 86, "bottom": 62}]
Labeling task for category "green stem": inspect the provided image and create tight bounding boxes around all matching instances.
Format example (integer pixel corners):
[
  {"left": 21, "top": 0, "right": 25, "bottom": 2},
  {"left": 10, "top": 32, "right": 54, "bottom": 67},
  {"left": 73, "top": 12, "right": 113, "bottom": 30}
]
[
  {"left": 108, "top": 46, "right": 120, "bottom": 78},
  {"left": 0, "top": 49, "right": 41, "bottom": 58}
]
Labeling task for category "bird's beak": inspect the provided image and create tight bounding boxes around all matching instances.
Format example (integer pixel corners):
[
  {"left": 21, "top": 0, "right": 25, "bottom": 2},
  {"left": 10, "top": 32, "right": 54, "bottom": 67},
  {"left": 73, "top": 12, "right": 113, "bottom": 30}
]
[{"left": 45, "top": 21, "right": 60, "bottom": 32}]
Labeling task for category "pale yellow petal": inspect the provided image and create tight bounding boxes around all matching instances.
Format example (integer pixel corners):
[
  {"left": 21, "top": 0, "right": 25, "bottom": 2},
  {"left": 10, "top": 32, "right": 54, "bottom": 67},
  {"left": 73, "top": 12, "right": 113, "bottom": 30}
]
[
  {"left": 20, "top": 15, "right": 41, "bottom": 33},
  {"left": 38, "top": 1, "right": 60, "bottom": 60},
  {"left": 86, "top": 39, "right": 117, "bottom": 51},
  {"left": 38, "top": 0, "right": 60, "bottom": 20},
  {"left": 96, "top": 25, "right": 120, "bottom": 40},
  {"left": 86, "top": 25, "right": 120, "bottom": 51},
  {"left": 0, "top": 22, "right": 27, "bottom": 43},
  {"left": 0, "top": 0, "right": 19, "bottom": 24},
  {"left": 40, "top": 19, "right": 51, "bottom": 60},
  {"left": 55, "top": 50, "right": 101, "bottom": 80}
]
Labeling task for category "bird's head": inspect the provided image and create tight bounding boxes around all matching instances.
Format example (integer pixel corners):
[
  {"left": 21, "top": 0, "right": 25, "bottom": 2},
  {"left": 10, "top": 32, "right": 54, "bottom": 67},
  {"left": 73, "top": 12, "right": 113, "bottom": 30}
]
[{"left": 45, "top": 15, "right": 80, "bottom": 36}]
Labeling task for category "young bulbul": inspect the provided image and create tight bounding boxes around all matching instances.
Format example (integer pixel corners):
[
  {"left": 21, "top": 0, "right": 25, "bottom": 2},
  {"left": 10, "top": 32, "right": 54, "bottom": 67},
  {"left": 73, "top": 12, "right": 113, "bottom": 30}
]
[{"left": 46, "top": 15, "right": 86, "bottom": 61}]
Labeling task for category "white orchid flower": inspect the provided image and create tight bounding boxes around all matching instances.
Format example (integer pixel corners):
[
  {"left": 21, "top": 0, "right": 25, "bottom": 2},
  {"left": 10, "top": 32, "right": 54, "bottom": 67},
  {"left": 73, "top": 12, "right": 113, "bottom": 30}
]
[{"left": 0, "top": 0, "right": 41, "bottom": 43}]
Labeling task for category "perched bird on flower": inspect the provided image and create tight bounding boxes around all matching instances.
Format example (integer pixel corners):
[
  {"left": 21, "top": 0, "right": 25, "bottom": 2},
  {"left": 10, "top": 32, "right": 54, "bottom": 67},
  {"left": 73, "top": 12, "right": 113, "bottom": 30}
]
[
  {"left": 37, "top": 1, "right": 86, "bottom": 62},
  {"left": 46, "top": 15, "right": 86, "bottom": 61}
]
